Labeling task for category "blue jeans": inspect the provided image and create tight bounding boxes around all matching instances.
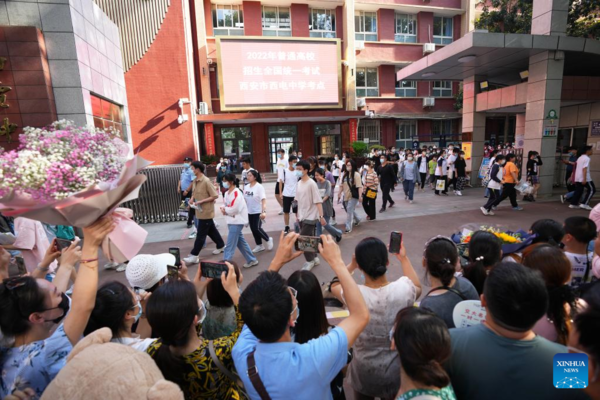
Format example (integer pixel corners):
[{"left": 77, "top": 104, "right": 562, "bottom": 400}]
[
  {"left": 402, "top": 179, "right": 415, "bottom": 201},
  {"left": 317, "top": 216, "right": 343, "bottom": 239},
  {"left": 343, "top": 198, "right": 360, "bottom": 231},
  {"left": 223, "top": 224, "right": 256, "bottom": 263}
]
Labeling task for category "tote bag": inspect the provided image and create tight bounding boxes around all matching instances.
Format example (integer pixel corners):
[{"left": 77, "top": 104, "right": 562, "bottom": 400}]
[{"left": 436, "top": 179, "right": 446, "bottom": 191}]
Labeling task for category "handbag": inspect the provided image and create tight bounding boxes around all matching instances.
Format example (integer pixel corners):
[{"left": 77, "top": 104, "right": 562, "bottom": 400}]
[
  {"left": 208, "top": 341, "right": 249, "bottom": 399},
  {"left": 365, "top": 188, "right": 377, "bottom": 199},
  {"left": 347, "top": 173, "right": 359, "bottom": 199},
  {"left": 436, "top": 179, "right": 446, "bottom": 191}
]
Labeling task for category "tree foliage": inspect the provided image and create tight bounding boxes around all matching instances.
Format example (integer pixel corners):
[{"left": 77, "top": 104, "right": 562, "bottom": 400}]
[{"left": 475, "top": 0, "right": 600, "bottom": 39}]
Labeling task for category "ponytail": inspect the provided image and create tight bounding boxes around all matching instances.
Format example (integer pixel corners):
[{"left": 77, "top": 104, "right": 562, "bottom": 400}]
[
  {"left": 424, "top": 238, "right": 458, "bottom": 287},
  {"left": 465, "top": 231, "right": 502, "bottom": 294},
  {"left": 463, "top": 257, "right": 488, "bottom": 295},
  {"left": 412, "top": 359, "right": 451, "bottom": 389},
  {"left": 547, "top": 285, "right": 576, "bottom": 345}
]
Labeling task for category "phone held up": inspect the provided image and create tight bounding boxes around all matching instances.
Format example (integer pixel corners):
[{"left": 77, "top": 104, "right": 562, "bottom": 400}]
[
  {"left": 295, "top": 235, "right": 322, "bottom": 253},
  {"left": 55, "top": 238, "right": 73, "bottom": 251},
  {"left": 15, "top": 256, "right": 27, "bottom": 276},
  {"left": 167, "top": 247, "right": 181, "bottom": 279},
  {"left": 389, "top": 231, "right": 402, "bottom": 254},
  {"left": 169, "top": 247, "right": 181, "bottom": 267},
  {"left": 201, "top": 261, "right": 229, "bottom": 279}
]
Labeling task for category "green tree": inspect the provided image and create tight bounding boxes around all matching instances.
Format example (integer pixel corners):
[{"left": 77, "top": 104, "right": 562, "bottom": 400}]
[{"left": 568, "top": 0, "right": 600, "bottom": 38}]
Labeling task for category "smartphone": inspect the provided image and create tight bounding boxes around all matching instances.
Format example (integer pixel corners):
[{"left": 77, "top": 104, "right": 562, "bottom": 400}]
[
  {"left": 169, "top": 247, "right": 181, "bottom": 267},
  {"left": 15, "top": 256, "right": 27, "bottom": 275},
  {"left": 389, "top": 231, "right": 402, "bottom": 254},
  {"left": 201, "top": 261, "right": 228, "bottom": 279},
  {"left": 294, "top": 235, "right": 322, "bottom": 253},
  {"left": 167, "top": 265, "right": 179, "bottom": 280},
  {"left": 55, "top": 238, "right": 73, "bottom": 251}
]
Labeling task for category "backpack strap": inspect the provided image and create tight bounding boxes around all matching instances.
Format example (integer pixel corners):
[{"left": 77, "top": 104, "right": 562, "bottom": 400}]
[
  {"left": 208, "top": 340, "right": 245, "bottom": 389},
  {"left": 247, "top": 350, "right": 272, "bottom": 400}
]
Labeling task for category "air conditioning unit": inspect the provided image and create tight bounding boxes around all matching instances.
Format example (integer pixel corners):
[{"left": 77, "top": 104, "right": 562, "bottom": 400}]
[
  {"left": 356, "top": 97, "right": 366, "bottom": 108},
  {"left": 423, "top": 97, "right": 435, "bottom": 108},
  {"left": 355, "top": 40, "right": 365, "bottom": 50},
  {"left": 198, "top": 102, "right": 209, "bottom": 115},
  {"left": 423, "top": 43, "right": 436, "bottom": 54}
]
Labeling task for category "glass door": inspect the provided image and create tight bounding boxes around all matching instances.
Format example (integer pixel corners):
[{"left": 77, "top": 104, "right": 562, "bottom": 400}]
[
  {"left": 268, "top": 125, "right": 298, "bottom": 172},
  {"left": 314, "top": 124, "right": 341, "bottom": 157},
  {"left": 222, "top": 127, "right": 252, "bottom": 173}
]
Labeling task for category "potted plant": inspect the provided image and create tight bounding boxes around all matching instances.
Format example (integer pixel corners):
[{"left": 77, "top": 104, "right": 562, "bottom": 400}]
[
  {"left": 202, "top": 154, "right": 219, "bottom": 177},
  {"left": 350, "top": 141, "right": 368, "bottom": 168}
]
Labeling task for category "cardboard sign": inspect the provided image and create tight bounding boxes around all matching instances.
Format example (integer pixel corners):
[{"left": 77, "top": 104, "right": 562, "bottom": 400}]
[
  {"left": 453, "top": 300, "right": 487, "bottom": 328},
  {"left": 478, "top": 157, "right": 491, "bottom": 179}
]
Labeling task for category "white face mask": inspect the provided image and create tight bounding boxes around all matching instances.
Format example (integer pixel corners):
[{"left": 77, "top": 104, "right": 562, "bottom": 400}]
[
  {"left": 408, "top": 157, "right": 414, "bottom": 161},
  {"left": 380, "top": 158, "right": 385, "bottom": 164}
]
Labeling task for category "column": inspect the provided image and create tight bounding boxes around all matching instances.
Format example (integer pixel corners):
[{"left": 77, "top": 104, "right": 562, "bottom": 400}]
[
  {"left": 462, "top": 75, "right": 486, "bottom": 184},
  {"left": 343, "top": 0, "right": 356, "bottom": 110},
  {"left": 291, "top": 4, "right": 309, "bottom": 37},
  {"left": 515, "top": 113, "right": 525, "bottom": 148},
  {"left": 531, "top": 0, "right": 568, "bottom": 36},
  {"left": 243, "top": 1, "right": 262, "bottom": 36},
  {"left": 378, "top": 65, "right": 395, "bottom": 97},
  {"left": 417, "top": 12, "right": 433, "bottom": 43},
  {"left": 377, "top": 9, "right": 395, "bottom": 42}
]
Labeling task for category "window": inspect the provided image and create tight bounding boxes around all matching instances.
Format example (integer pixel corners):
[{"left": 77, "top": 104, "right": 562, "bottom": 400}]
[
  {"left": 355, "top": 11, "right": 377, "bottom": 41},
  {"left": 309, "top": 9, "right": 336, "bottom": 38},
  {"left": 432, "top": 81, "right": 452, "bottom": 97},
  {"left": 91, "top": 94, "right": 124, "bottom": 140},
  {"left": 212, "top": 4, "right": 244, "bottom": 36},
  {"left": 356, "top": 67, "right": 378, "bottom": 97},
  {"left": 314, "top": 123, "right": 341, "bottom": 156},
  {"left": 358, "top": 120, "right": 380, "bottom": 144},
  {"left": 395, "top": 80, "right": 416, "bottom": 97},
  {"left": 395, "top": 13, "right": 416, "bottom": 43},
  {"left": 262, "top": 6, "right": 291, "bottom": 36},
  {"left": 432, "top": 120, "right": 453, "bottom": 140},
  {"left": 433, "top": 16, "right": 453, "bottom": 44},
  {"left": 396, "top": 120, "right": 416, "bottom": 149}
]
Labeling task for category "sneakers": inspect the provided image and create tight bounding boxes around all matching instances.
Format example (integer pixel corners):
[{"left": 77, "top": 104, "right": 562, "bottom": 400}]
[
  {"left": 379, "top": 208, "right": 386, "bottom": 213},
  {"left": 409, "top": 200, "right": 414, "bottom": 204},
  {"left": 330, "top": 218, "right": 337, "bottom": 226},
  {"left": 103, "top": 262, "right": 119, "bottom": 270},
  {"left": 183, "top": 255, "right": 200, "bottom": 264},
  {"left": 512, "top": 206, "right": 524, "bottom": 211},
  {"left": 335, "top": 234, "right": 342, "bottom": 243},
  {"left": 344, "top": 228, "right": 352, "bottom": 234},
  {"left": 278, "top": 208, "right": 284, "bottom": 215},
  {"left": 354, "top": 220, "right": 361, "bottom": 227},
  {"left": 456, "top": 191, "right": 462, "bottom": 196},
  {"left": 188, "top": 231, "right": 197, "bottom": 239},
  {"left": 252, "top": 245, "right": 265, "bottom": 253},
  {"left": 405, "top": 195, "right": 408, "bottom": 200},
  {"left": 487, "top": 210, "right": 495, "bottom": 216},
  {"left": 186, "top": 223, "right": 193, "bottom": 228},
  {"left": 243, "top": 260, "right": 259, "bottom": 269},
  {"left": 480, "top": 207, "right": 490, "bottom": 216},
  {"left": 266, "top": 237, "right": 274, "bottom": 251},
  {"left": 302, "top": 257, "right": 320, "bottom": 271},
  {"left": 116, "top": 263, "right": 127, "bottom": 272},
  {"left": 284, "top": 226, "right": 290, "bottom": 234},
  {"left": 569, "top": 204, "right": 580, "bottom": 209},
  {"left": 212, "top": 247, "right": 225, "bottom": 255},
  {"left": 580, "top": 204, "right": 593, "bottom": 211},
  {"left": 560, "top": 195, "right": 565, "bottom": 204},
  {"left": 442, "top": 192, "right": 448, "bottom": 196},
  {"left": 389, "top": 202, "right": 395, "bottom": 208}
]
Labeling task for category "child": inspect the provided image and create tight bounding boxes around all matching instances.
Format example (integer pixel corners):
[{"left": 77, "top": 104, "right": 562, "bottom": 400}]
[
  {"left": 562, "top": 216, "right": 597, "bottom": 287},
  {"left": 428, "top": 154, "right": 437, "bottom": 189}
]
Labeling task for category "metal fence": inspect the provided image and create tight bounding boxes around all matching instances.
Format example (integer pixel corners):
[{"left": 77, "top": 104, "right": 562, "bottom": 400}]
[{"left": 122, "top": 166, "right": 186, "bottom": 224}]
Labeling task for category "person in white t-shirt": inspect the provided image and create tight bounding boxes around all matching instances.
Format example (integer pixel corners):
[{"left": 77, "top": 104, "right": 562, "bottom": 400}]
[
  {"left": 570, "top": 146, "right": 596, "bottom": 210},
  {"left": 244, "top": 170, "right": 273, "bottom": 254},
  {"left": 435, "top": 151, "right": 449, "bottom": 196},
  {"left": 275, "top": 149, "right": 287, "bottom": 215},
  {"left": 447, "top": 147, "right": 459, "bottom": 192},
  {"left": 332, "top": 154, "right": 343, "bottom": 198},
  {"left": 279, "top": 155, "right": 299, "bottom": 234},
  {"left": 562, "top": 216, "right": 597, "bottom": 287},
  {"left": 240, "top": 157, "right": 257, "bottom": 187}
]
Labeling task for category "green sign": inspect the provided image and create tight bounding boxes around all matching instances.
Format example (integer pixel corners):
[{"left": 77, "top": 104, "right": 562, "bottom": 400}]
[{"left": 546, "top": 109, "right": 558, "bottom": 120}]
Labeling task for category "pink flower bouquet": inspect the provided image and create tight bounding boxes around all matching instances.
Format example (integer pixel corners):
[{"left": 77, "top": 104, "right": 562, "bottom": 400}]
[{"left": 0, "top": 121, "right": 152, "bottom": 263}]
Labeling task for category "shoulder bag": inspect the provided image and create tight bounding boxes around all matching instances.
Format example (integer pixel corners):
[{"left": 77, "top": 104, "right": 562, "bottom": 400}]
[
  {"left": 247, "top": 350, "right": 272, "bottom": 400},
  {"left": 208, "top": 340, "right": 248, "bottom": 399}
]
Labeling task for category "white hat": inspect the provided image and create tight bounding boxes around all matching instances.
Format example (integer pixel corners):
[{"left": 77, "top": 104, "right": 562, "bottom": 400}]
[{"left": 126, "top": 253, "right": 175, "bottom": 290}]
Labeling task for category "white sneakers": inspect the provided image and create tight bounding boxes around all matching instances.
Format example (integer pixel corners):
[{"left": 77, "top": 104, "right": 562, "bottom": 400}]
[
  {"left": 278, "top": 208, "right": 284, "bottom": 215},
  {"left": 330, "top": 218, "right": 337, "bottom": 226},
  {"left": 212, "top": 247, "right": 225, "bottom": 255},
  {"left": 580, "top": 204, "right": 593, "bottom": 211},
  {"left": 455, "top": 191, "right": 462, "bottom": 196},
  {"left": 183, "top": 255, "right": 200, "bottom": 264},
  {"left": 267, "top": 237, "right": 274, "bottom": 251},
  {"left": 480, "top": 207, "right": 495, "bottom": 216},
  {"left": 302, "top": 257, "right": 320, "bottom": 271},
  {"left": 188, "top": 231, "right": 197, "bottom": 239},
  {"left": 243, "top": 260, "right": 259, "bottom": 269},
  {"left": 252, "top": 245, "right": 265, "bottom": 253}
]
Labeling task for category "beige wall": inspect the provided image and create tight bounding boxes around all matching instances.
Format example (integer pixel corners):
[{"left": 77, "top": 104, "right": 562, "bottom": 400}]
[{"left": 560, "top": 102, "right": 600, "bottom": 183}]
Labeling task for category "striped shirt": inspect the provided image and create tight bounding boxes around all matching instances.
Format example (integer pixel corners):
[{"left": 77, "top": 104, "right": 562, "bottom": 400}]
[{"left": 364, "top": 171, "right": 379, "bottom": 190}]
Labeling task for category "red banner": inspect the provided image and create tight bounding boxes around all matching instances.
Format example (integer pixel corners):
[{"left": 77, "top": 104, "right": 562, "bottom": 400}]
[
  {"left": 349, "top": 118, "right": 358, "bottom": 143},
  {"left": 204, "top": 123, "right": 216, "bottom": 155}
]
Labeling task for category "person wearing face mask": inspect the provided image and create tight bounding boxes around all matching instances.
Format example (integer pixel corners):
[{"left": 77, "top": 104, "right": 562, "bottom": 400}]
[
  {"left": 244, "top": 170, "right": 273, "bottom": 254},
  {"left": 454, "top": 151, "right": 468, "bottom": 196},
  {"left": 399, "top": 153, "right": 421, "bottom": 203},
  {"left": 0, "top": 218, "right": 114, "bottom": 398},
  {"left": 297, "top": 151, "right": 303, "bottom": 160},
  {"left": 389, "top": 147, "right": 400, "bottom": 177},
  {"left": 362, "top": 161, "right": 379, "bottom": 221},
  {"left": 435, "top": 152, "right": 449, "bottom": 196},
  {"left": 275, "top": 148, "right": 287, "bottom": 216},
  {"left": 279, "top": 155, "right": 299, "bottom": 234},
  {"left": 377, "top": 155, "right": 397, "bottom": 212},
  {"left": 481, "top": 155, "right": 506, "bottom": 215},
  {"left": 338, "top": 159, "right": 364, "bottom": 233},
  {"left": 417, "top": 150, "right": 428, "bottom": 191},
  {"left": 216, "top": 160, "right": 231, "bottom": 198},
  {"left": 332, "top": 154, "right": 343, "bottom": 190},
  {"left": 178, "top": 157, "right": 196, "bottom": 229}
]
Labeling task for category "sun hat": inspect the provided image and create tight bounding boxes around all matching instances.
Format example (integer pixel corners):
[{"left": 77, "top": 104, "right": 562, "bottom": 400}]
[{"left": 125, "top": 253, "right": 175, "bottom": 290}]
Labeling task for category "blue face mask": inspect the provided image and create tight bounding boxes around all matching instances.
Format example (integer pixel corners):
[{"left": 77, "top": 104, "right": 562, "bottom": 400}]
[
  {"left": 292, "top": 163, "right": 297, "bottom": 168},
  {"left": 183, "top": 163, "right": 190, "bottom": 168},
  {"left": 294, "top": 170, "right": 303, "bottom": 178},
  {"left": 132, "top": 301, "right": 142, "bottom": 323},
  {"left": 223, "top": 182, "right": 230, "bottom": 189},
  {"left": 221, "top": 166, "right": 227, "bottom": 171}
]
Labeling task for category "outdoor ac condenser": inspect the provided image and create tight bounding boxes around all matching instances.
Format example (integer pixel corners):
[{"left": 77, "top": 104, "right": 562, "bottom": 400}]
[
  {"left": 355, "top": 41, "right": 365, "bottom": 50},
  {"left": 198, "top": 102, "right": 209, "bottom": 115},
  {"left": 423, "top": 97, "right": 435, "bottom": 108},
  {"left": 356, "top": 98, "right": 366, "bottom": 108},
  {"left": 423, "top": 43, "right": 436, "bottom": 54}
]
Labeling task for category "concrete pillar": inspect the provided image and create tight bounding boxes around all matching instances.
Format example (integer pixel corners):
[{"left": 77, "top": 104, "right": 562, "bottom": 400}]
[
  {"left": 462, "top": 75, "right": 486, "bottom": 184},
  {"left": 377, "top": 9, "right": 395, "bottom": 42},
  {"left": 343, "top": 0, "right": 356, "bottom": 110},
  {"left": 417, "top": 12, "right": 433, "bottom": 43},
  {"left": 291, "top": 3, "right": 309, "bottom": 37},
  {"left": 531, "top": 0, "right": 568, "bottom": 36},
  {"left": 243, "top": 1, "right": 262, "bottom": 36},
  {"left": 515, "top": 113, "right": 525, "bottom": 148}
]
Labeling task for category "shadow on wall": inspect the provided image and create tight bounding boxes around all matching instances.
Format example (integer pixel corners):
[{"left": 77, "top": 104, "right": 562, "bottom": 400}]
[{"left": 134, "top": 101, "right": 180, "bottom": 154}]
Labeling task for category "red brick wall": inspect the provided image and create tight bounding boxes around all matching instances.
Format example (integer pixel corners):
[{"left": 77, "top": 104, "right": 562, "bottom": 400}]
[
  {"left": 378, "top": 9, "right": 395, "bottom": 42},
  {"left": 379, "top": 65, "right": 396, "bottom": 97},
  {"left": 126, "top": 0, "right": 196, "bottom": 164},
  {"left": 291, "top": 4, "right": 309, "bottom": 37},
  {"left": 0, "top": 26, "right": 56, "bottom": 151},
  {"left": 243, "top": 1, "right": 262, "bottom": 36},
  {"left": 417, "top": 12, "right": 434, "bottom": 43},
  {"left": 453, "top": 15, "right": 462, "bottom": 40},
  {"left": 336, "top": 6, "right": 343, "bottom": 39},
  {"left": 381, "top": 119, "right": 395, "bottom": 147}
]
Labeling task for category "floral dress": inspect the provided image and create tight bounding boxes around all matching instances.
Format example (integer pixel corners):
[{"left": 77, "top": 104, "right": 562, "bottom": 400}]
[
  {"left": 146, "top": 306, "right": 246, "bottom": 399},
  {"left": 0, "top": 324, "right": 72, "bottom": 398}
]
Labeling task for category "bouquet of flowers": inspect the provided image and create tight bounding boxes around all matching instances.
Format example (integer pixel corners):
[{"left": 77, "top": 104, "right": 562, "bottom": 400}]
[
  {"left": 451, "top": 224, "right": 536, "bottom": 258},
  {"left": 0, "top": 121, "right": 152, "bottom": 262}
]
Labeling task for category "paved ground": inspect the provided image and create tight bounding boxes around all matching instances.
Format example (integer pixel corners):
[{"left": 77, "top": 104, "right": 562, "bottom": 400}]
[{"left": 98, "top": 181, "right": 590, "bottom": 298}]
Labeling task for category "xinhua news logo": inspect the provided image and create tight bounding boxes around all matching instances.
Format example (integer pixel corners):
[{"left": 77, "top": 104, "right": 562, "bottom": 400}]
[{"left": 554, "top": 353, "right": 588, "bottom": 389}]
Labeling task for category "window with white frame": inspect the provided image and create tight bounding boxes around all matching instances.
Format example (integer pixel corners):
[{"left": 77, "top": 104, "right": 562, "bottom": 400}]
[
  {"left": 395, "top": 13, "right": 417, "bottom": 43},
  {"left": 309, "top": 9, "right": 336, "bottom": 38},
  {"left": 433, "top": 16, "right": 453, "bottom": 44},
  {"left": 356, "top": 67, "right": 379, "bottom": 97},
  {"left": 355, "top": 11, "right": 377, "bottom": 41},
  {"left": 432, "top": 81, "right": 452, "bottom": 97},
  {"left": 395, "top": 80, "right": 416, "bottom": 97},
  {"left": 432, "top": 120, "right": 453, "bottom": 140},
  {"left": 396, "top": 120, "right": 416, "bottom": 149},
  {"left": 358, "top": 120, "right": 380, "bottom": 144},
  {"left": 212, "top": 4, "right": 244, "bottom": 36},
  {"left": 262, "top": 6, "right": 291, "bottom": 36}
]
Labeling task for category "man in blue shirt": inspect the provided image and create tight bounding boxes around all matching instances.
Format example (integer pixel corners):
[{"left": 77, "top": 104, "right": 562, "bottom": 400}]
[
  {"left": 233, "top": 233, "right": 369, "bottom": 400},
  {"left": 178, "top": 157, "right": 196, "bottom": 228}
]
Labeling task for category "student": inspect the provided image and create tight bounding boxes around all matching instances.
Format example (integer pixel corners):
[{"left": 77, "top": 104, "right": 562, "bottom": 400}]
[
  {"left": 392, "top": 307, "right": 456, "bottom": 400},
  {"left": 203, "top": 261, "right": 242, "bottom": 340},
  {"left": 490, "top": 153, "right": 523, "bottom": 211},
  {"left": 362, "top": 160, "right": 379, "bottom": 221},
  {"left": 484, "top": 150, "right": 497, "bottom": 198},
  {"left": 279, "top": 155, "right": 299, "bottom": 234},
  {"left": 319, "top": 158, "right": 338, "bottom": 225},
  {"left": 146, "top": 265, "right": 245, "bottom": 399},
  {"left": 240, "top": 157, "right": 257, "bottom": 187},
  {"left": 481, "top": 155, "right": 506, "bottom": 216},
  {"left": 220, "top": 173, "right": 259, "bottom": 269},
  {"left": 329, "top": 237, "right": 422, "bottom": 400},
  {"left": 446, "top": 263, "right": 588, "bottom": 400},
  {"left": 243, "top": 170, "right": 273, "bottom": 254},
  {"left": 563, "top": 216, "right": 597, "bottom": 287},
  {"left": 331, "top": 154, "right": 343, "bottom": 188},
  {"left": 447, "top": 148, "right": 459, "bottom": 193},
  {"left": 522, "top": 244, "right": 577, "bottom": 344},
  {"left": 338, "top": 159, "right": 363, "bottom": 233},
  {"left": 399, "top": 153, "right": 420, "bottom": 203},
  {"left": 315, "top": 168, "right": 343, "bottom": 241},
  {"left": 417, "top": 149, "right": 428, "bottom": 191},
  {"left": 178, "top": 157, "right": 196, "bottom": 229},
  {"left": 216, "top": 160, "right": 230, "bottom": 198},
  {"left": 570, "top": 145, "right": 595, "bottom": 211},
  {"left": 377, "top": 155, "right": 396, "bottom": 212},
  {"left": 561, "top": 146, "right": 577, "bottom": 194},
  {"left": 307, "top": 157, "right": 318, "bottom": 180},
  {"left": 434, "top": 151, "right": 448, "bottom": 196},
  {"left": 233, "top": 233, "right": 370, "bottom": 400},
  {"left": 428, "top": 153, "right": 438, "bottom": 189},
  {"left": 524, "top": 151, "right": 543, "bottom": 202},
  {"left": 462, "top": 231, "right": 502, "bottom": 295},
  {"left": 275, "top": 148, "right": 287, "bottom": 215},
  {"left": 419, "top": 236, "right": 479, "bottom": 328},
  {"left": 454, "top": 151, "right": 467, "bottom": 196},
  {"left": 0, "top": 218, "right": 113, "bottom": 398}
]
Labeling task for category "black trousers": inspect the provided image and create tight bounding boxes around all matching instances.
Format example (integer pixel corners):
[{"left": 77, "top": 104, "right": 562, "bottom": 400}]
[
  {"left": 248, "top": 213, "right": 269, "bottom": 245},
  {"left": 483, "top": 188, "right": 500, "bottom": 211},
  {"left": 362, "top": 193, "right": 377, "bottom": 220},
  {"left": 181, "top": 192, "right": 194, "bottom": 225},
  {"left": 381, "top": 184, "right": 394, "bottom": 209},
  {"left": 191, "top": 219, "right": 225, "bottom": 256},
  {"left": 571, "top": 181, "right": 596, "bottom": 206},
  {"left": 492, "top": 183, "right": 518, "bottom": 208},
  {"left": 419, "top": 173, "right": 427, "bottom": 189},
  {"left": 448, "top": 172, "right": 457, "bottom": 191}
]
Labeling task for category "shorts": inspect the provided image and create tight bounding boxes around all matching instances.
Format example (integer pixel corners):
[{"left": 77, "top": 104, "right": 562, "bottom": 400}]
[
  {"left": 275, "top": 182, "right": 284, "bottom": 195},
  {"left": 529, "top": 175, "right": 539, "bottom": 184},
  {"left": 283, "top": 196, "right": 295, "bottom": 214}
]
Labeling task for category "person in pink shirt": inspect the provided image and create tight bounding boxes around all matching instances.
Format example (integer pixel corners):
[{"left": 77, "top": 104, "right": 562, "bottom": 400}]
[{"left": 3, "top": 217, "right": 58, "bottom": 273}]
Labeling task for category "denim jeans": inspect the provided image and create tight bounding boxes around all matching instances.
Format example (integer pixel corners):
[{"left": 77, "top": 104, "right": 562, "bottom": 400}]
[
  {"left": 343, "top": 198, "right": 361, "bottom": 231},
  {"left": 223, "top": 224, "right": 256, "bottom": 263},
  {"left": 317, "top": 216, "right": 343, "bottom": 239},
  {"left": 402, "top": 179, "right": 415, "bottom": 201}
]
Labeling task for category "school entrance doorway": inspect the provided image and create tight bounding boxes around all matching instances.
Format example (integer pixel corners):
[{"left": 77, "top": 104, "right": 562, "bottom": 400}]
[{"left": 268, "top": 125, "right": 298, "bottom": 172}]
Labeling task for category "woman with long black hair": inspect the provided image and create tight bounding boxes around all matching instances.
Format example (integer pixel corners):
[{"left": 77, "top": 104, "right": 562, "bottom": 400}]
[
  {"left": 337, "top": 159, "right": 363, "bottom": 233},
  {"left": 462, "top": 230, "right": 502, "bottom": 295}
]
